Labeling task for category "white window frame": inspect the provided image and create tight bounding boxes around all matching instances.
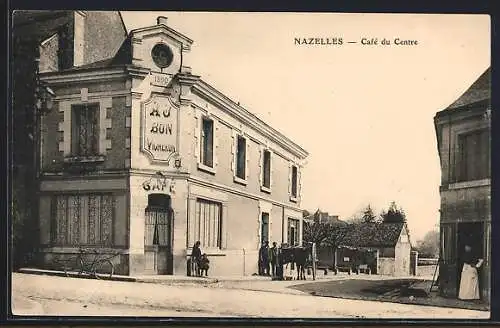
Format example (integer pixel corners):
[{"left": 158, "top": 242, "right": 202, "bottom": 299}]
[
  {"left": 289, "top": 162, "right": 299, "bottom": 202},
  {"left": 196, "top": 113, "right": 218, "bottom": 174},
  {"left": 231, "top": 130, "right": 249, "bottom": 185},
  {"left": 59, "top": 95, "right": 112, "bottom": 162},
  {"left": 258, "top": 200, "right": 273, "bottom": 248},
  {"left": 260, "top": 146, "right": 273, "bottom": 193},
  {"left": 193, "top": 198, "right": 223, "bottom": 250}
]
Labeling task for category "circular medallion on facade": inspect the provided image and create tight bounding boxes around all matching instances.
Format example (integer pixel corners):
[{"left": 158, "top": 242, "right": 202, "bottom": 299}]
[{"left": 151, "top": 43, "right": 174, "bottom": 68}]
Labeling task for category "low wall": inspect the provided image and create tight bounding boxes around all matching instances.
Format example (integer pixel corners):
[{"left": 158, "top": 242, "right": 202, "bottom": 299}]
[
  {"left": 38, "top": 248, "right": 129, "bottom": 275},
  {"left": 193, "top": 249, "right": 259, "bottom": 277},
  {"left": 378, "top": 257, "right": 395, "bottom": 275}
]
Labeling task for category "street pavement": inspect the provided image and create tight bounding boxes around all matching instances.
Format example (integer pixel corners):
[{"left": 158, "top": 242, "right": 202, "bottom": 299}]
[{"left": 11, "top": 273, "right": 489, "bottom": 319}]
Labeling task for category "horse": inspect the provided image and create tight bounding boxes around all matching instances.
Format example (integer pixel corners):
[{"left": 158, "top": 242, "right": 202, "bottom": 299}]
[{"left": 279, "top": 244, "right": 313, "bottom": 280}]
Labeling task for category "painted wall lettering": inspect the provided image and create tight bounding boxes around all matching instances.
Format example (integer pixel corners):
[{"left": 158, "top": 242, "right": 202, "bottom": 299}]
[{"left": 141, "top": 95, "right": 179, "bottom": 163}]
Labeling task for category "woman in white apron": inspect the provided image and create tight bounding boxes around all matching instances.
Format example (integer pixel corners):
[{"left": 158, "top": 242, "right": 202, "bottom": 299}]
[{"left": 458, "top": 245, "right": 484, "bottom": 300}]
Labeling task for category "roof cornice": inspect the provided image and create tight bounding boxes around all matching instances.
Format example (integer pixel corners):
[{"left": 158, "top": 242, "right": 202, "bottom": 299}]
[
  {"left": 434, "top": 99, "right": 490, "bottom": 125},
  {"left": 40, "top": 67, "right": 129, "bottom": 85},
  {"left": 192, "top": 79, "right": 309, "bottom": 159}
]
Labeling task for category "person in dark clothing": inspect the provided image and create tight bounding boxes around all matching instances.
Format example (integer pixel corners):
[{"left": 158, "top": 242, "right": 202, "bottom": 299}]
[
  {"left": 270, "top": 242, "right": 279, "bottom": 277},
  {"left": 199, "top": 253, "right": 210, "bottom": 276},
  {"left": 191, "top": 241, "right": 202, "bottom": 277},
  {"left": 259, "top": 241, "right": 270, "bottom": 276}
]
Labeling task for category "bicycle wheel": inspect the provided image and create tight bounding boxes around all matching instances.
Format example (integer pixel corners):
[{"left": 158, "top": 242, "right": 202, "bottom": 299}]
[
  {"left": 77, "top": 258, "right": 86, "bottom": 277},
  {"left": 96, "top": 259, "right": 114, "bottom": 279}
]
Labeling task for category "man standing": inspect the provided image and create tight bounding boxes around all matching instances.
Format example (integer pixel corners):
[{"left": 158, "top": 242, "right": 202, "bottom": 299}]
[
  {"left": 270, "top": 242, "right": 279, "bottom": 277},
  {"left": 259, "top": 241, "right": 270, "bottom": 276},
  {"left": 191, "top": 241, "right": 202, "bottom": 276}
]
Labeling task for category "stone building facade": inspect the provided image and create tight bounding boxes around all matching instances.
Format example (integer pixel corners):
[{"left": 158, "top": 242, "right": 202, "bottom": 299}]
[
  {"left": 36, "top": 15, "right": 308, "bottom": 276},
  {"left": 434, "top": 67, "right": 491, "bottom": 302},
  {"left": 12, "top": 11, "right": 127, "bottom": 268}
]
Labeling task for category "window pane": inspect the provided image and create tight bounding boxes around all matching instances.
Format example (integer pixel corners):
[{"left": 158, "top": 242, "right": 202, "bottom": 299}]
[
  {"left": 237, "top": 136, "right": 246, "bottom": 179},
  {"left": 68, "top": 196, "right": 81, "bottom": 245},
  {"left": 263, "top": 150, "right": 271, "bottom": 188},
  {"left": 291, "top": 166, "right": 298, "bottom": 197},
  {"left": 55, "top": 196, "right": 67, "bottom": 245},
  {"left": 71, "top": 104, "right": 99, "bottom": 156},
  {"left": 202, "top": 118, "right": 214, "bottom": 167},
  {"left": 88, "top": 195, "right": 100, "bottom": 244},
  {"left": 458, "top": 129, "right": 490, "bottom": 182},
  {"left": 196, "top": 199, "right": 222, "bottom": 249}
]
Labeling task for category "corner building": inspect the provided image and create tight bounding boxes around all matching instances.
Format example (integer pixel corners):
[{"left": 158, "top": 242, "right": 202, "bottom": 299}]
[
  {"left": 434, "top": 68, "right": 491, "bottom": 302},
  {"left": 37, "top": 16, "right": 309, "bottom": 276}
]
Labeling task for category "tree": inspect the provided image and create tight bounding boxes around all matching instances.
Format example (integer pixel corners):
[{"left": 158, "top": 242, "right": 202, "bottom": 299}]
[
  {"left": 324, "top": 224, "right": 351, "bottom": 249},
  {"left": 380, "top": 201, "right": 407, "bottom": 223},
  {"left": 415, "top": 230, "right": 439, "bottom": 258},
  {"left": 303, "top": 221, "right": 331, "bottom": 246},
  {"left": 362, "top": 204, "right": 377, "bottom": 223}
]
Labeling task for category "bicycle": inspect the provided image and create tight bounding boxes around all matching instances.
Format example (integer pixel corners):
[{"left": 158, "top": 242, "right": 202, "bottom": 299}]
[{"left": 62, "top": 247, "right": 118, "bottom": 279}]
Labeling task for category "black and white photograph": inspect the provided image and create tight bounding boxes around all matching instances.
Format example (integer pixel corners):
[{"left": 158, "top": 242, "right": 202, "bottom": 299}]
[{"left": 10, "top": 11, "right": 491, "bottom": 320}]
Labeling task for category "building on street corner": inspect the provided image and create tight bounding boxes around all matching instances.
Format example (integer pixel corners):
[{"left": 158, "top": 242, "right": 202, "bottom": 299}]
[
  {"left": 34, "top": 14, "right": 309, "bottom": 276},
  {"left": 434, "top": 67, "right": 491, "bottom": 303}
]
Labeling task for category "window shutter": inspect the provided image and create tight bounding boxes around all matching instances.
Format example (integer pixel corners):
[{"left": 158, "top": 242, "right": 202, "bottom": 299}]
[
  {"left": 230, "top": 130, "right": 236, "bottom": 173},
  {"left": 258, "top": 146, "right": 263, "bottom": 187},
  {"left": 269, "top": 150, "right": 273, "bottom": 190},
  {"left": 288, "top": 162, "right": 292, "bottom": 196},
  {"left": 213, "top": 119, "right": 219, "bottom": 169},
  {"left": 297, "top": 166, "right": 302, "bottom": 200},
  {"left": 245, "top": 135, "right": 250, "bottom": 181},
  {"left": 257, "top": 209, "right": 262, "bottom": 248},
  {"left": 194, "top": 114, "right": 200, "bottom": 162}
]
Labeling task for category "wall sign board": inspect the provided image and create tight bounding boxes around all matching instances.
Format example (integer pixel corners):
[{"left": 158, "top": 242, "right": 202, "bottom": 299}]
[{"left": 141, "top": 94, "right": 179, "bottom": 165}]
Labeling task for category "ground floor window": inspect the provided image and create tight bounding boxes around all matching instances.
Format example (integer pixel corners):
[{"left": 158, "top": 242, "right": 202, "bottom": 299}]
[
  {"left": 51, "top": 194, "right": 114, "bottom": 246},
  {"left": 194, "top": 198, "right": 222, "bottom": 249},
  {"left": 261, "top": 212, "right": 269, "bottom": 245},
  {"left": 287, "top": 218, "right": 300, "bottom": 246}
]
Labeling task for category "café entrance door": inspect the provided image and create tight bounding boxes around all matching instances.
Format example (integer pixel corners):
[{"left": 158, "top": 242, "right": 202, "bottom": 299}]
[{"left": 144, "top": 194, "right": 173, "bottom": 275}]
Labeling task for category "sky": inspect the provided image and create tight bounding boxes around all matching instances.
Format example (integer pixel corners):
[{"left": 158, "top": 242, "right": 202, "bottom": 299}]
[{"left": 121, "top": 12, "right": 490, "bottom": 241}]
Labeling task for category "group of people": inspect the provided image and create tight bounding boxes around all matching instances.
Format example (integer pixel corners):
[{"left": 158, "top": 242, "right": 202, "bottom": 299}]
[
  {"left": 258, "top": 241, "right": 282, "bottom": 277},
  {"left": 190, "top": 241, "right": 210, "bottom": 277}
]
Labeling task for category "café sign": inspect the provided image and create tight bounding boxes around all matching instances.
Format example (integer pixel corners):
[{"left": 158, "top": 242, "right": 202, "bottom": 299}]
[{"left": 141, "top": 94, "right": 179, "bottom": 164}]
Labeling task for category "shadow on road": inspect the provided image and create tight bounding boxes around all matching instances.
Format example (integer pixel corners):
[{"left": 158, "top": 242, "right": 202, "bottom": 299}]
[{"left": 289, "top": 279, "right": 489, "bottom": 312}]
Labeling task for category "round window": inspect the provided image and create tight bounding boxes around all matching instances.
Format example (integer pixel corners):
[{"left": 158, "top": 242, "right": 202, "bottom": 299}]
[{"left": 151, "top": 43, "right": 174, "bottom": 68}]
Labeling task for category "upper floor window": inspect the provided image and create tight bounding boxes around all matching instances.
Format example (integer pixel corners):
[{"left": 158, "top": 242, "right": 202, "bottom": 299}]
[
  {"left": 262, "top": 149, "right": 271, "bottom": 189},
  {"left": 71, "top": 103, "right": 99, "bottom": 157},
  {"left": 291, "top": 165, "right": 298, "bottom": 198},
  {"left": 200, "top": 117, "right": 214, "bottom": 168},
  {"left": 457, "top": 129, "right": 490, "bottom": 182},
  {"left": 236, "top": 135, "right": 247, "bottom": 180}
]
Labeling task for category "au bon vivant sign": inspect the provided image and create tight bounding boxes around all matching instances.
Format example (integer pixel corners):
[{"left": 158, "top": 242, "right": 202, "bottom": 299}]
[{"left": 141, "top": 94, "right": 179, "bottom": 164}]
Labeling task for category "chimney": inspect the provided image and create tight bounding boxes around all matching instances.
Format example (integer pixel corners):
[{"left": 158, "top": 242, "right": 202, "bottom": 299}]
[{"left": 157, "top": 16, "right": 168, "bottom": 26}]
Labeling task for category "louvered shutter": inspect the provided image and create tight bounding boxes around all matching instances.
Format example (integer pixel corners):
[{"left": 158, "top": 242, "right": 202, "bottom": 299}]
[
  {"left": 230, "top": 130, "right": 236, "bottom": 174},
  {"left": 213, "top": 118, "right": 219, "bottom": 169},
  {"left": 245, "top": 133, "right": 250, "bottom": 181},
  {"left": 258, "top": 146, "right": 263, "bottom": 187}
]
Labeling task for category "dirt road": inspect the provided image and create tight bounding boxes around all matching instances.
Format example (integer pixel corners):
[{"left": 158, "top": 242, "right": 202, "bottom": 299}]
[{"left": 11, "top": 273, "right": 489, "bottom": 319}]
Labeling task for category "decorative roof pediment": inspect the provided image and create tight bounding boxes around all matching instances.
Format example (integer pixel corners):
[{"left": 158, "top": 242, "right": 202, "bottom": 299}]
[{"left": 129, "top": 17, "right": 193, "bottom": 76}]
